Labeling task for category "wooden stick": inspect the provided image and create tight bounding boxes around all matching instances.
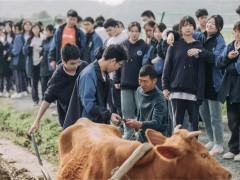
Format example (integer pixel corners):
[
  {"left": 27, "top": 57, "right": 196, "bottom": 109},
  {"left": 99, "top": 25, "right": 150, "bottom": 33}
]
[{"left": 110, "top": 143, "right": 152, "bottom": 180}]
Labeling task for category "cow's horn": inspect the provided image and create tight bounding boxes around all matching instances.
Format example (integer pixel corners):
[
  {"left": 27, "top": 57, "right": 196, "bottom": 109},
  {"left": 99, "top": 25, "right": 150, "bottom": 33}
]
[
  {"left": 174, "top": 124, "right": 181, "bottom": 133},
  {"left": 187, "top": 131, "right": 202, "bottom": 138}
]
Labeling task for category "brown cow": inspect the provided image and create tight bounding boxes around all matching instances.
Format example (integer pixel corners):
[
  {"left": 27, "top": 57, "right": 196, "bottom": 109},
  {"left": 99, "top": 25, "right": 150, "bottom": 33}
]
[{"left": 57, "top": 118, "right": 231, "bottom": 180}]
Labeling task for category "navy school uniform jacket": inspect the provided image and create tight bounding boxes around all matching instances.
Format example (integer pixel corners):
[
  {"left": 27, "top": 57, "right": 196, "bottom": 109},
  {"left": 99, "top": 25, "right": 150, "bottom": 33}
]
[
  {"left": 193, "top": 31, "right": 226, "bottom": 100},
  {"left": 40, "top": 36, "right": 54, "bottom": 77},
  {"left": 48, "top": 23, "right": 86, "bottom": 63},
  {"left": 162, "top": 38, "right": 205, "bottom": 103},
  {"left": 84, "top": 31, "right": 103, "bottom": 64},
  {"left": 44, "top": 61, "right": 88, "bottom": 127},
  {"left": 10, "top": 33, "right": 26, "bottom": 70},
  {"left": 63, "top": 61, "right": 111, "bottom": 129},
  {"left": 217, "top": 40, "right": 240, "bottom": 103},
  {"left": 0, "top": 41, "right": 12, "bottom": 76},
  {"left": 114, "top": 39, "right": 150, "bottom": 90}
]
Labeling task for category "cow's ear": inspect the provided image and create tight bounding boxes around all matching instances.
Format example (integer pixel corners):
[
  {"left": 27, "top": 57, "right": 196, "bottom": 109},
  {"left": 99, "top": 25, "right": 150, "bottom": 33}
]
[
  {"left": 146, "top": 129, "right": 167, "bottom": 146},
  {"left": 155, "top": 145, "right": 180, "bottom": 159}
]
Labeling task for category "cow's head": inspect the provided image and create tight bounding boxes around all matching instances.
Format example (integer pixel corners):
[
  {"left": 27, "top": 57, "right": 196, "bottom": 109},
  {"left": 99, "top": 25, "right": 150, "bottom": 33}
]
[{"left": 145, "top": 128, "right": 232, "bottom": 180}]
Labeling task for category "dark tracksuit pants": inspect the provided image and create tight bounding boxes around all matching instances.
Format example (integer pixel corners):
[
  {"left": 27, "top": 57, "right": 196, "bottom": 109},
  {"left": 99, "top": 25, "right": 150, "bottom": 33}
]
[
  {"left": 31, "top": 64, "right": 40, "bottom": 103},
  {"left": 171, "top": 99, "right": 199, "bottom": 131},
  {"left": 41, "top": 76, "right": 51, "bottom": 100},
  {"left": 0, "top": 74, "right": 11, "bottom": 92},
  {"left": 227, "top": 101, "right": 240, "bottom": 154},
  {"left": 13, "top": 69, "right": 27, "bottom": 93}
]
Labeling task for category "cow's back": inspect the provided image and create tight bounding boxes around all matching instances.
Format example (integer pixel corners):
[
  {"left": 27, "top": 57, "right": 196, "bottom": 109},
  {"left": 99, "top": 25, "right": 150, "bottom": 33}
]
[{"left": 57, "top": 118, "right": 139, "bottom": 179}]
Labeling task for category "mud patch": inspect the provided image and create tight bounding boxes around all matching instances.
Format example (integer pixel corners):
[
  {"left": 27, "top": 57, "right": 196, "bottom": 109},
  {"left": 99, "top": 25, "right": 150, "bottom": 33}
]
[
  {"left": 0, "top": 156, "right": 39, "bottom": 180},
  {"left": 0, "top": 139, "right": 57, "bottom": 179}
]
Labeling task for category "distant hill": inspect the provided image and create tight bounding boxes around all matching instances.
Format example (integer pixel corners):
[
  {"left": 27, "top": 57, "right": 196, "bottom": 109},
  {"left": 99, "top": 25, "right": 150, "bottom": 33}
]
[{"left": 0, "top": 0, "right": 239, "bottom": 26}]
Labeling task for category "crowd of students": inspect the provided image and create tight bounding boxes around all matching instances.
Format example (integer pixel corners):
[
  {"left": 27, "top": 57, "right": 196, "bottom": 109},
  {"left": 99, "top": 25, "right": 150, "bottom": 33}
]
[{"left": 0, "top": 6, "right": 240, "bottom": 162}]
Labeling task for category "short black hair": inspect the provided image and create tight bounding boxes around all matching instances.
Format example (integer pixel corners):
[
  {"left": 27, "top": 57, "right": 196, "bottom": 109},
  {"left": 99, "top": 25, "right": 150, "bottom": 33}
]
[
  {"left": 195, "top": 8, "right": 208, "bottom": 18},
  {"left": 94, "top": 46, "right": 106, "bottom": 60},
  {"left": 141, "top": 10, "right": 155, "bottom": 20},
  {"left": 172, "top": 23, "right": 179, "bottom": 31},
  {"left": 61, "top": 43, "right": 81, "bottom": 62},
  {"left": 209, "top": 15, "right": 224, "bottom": 32},
  {"left": 14, "top": 21, "right": 22, "bottom": 32},
  {"left": 233, "top": 21, "right": 240, "bottom": 31},
  {"left": 95, "top": 15, "right": 105, "bottom": 23},
  {"left": 154, "top": 23, "right": 167, "bottom": 32},
  {"left": 102, "top": 44, "right": 127, "bottom": 62},
  {"left": 46, "top": 24, "right": 55, "bottom": 33},
  {"left": 94, "top": 21, "right": 104, "bottom": 29},
  {"left": 83, "top": 17, "right": 94, "bottom": 24},
  {"left": 77, "top": 16, "right": 83, "bottom": 23},
  {"left": 179, "top": 16, "right": 196, "bottom": 31},
  {"left": 236, "top": 5, "right": 240, "bottom": 15},
  {"left": 139, "top": 65, "right": 157, "bottom": 80},
  {"left": 104, "top": 18, "right": 118, "bottom": 29},
  {"left": 67, "top": 9, "right": 78, "bottom": 17},
  {"left": 144, "top": 20, "right": 156, "bottom": 29}
]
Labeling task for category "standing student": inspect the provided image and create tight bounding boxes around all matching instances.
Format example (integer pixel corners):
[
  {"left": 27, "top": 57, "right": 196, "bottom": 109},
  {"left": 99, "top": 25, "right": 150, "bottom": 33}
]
[
  {"left": 11, "top": 20, "right": 32, "bottom": 98},
  {"left": 104, "top": 18, "right": 128, "bottom": 116},
  {"left": 143, "top": 20, "right": 156, "bottom": 44},
  {"left": 40, "top": 24, "right": 55, "bottom": 96},
  {"left": 28, "top": 43, "right": 88, "bottom": 134},
  {"left": 49, "top": 9, "right": 85, "bottom": 69},
  {"left": 162, "top": 16, "right": 205, "bottom": 133},
  {"left": 23, "top": 23, "right": 43, "bottom": 105},
  {"left": 141, "top": 10, "right": 156, "bottom": 26},
  {"left": 83, "top": 17, "right": 103, "bottom": 64},
  {"left": 114, "top": 21, "right": 150, "bottom": 139},
  {"left": 0, "top": 31, "right": 11, "bottom": 97},
  {"left": 195, "top": 8, "right": 208, "bottom": 32},
  {"left": 217, "top": 21, "right": 240, "bottom": 161},
  {"left": 64, "top": 44, "right": 128, "bottom": 129},
  {"left": 190, "top": 15, "right": 226, "bottom": 155}
]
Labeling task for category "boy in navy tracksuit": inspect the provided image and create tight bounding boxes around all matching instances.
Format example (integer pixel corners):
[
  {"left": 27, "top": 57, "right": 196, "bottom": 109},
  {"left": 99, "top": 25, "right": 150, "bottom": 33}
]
[
  {"left": 218, "top": 21, "right": 240, "bottom": 161},
  {"left": 28, "top": 43, "right": 87, "bottom": 134},
  {"left": 63, "top": 44, "right": 128, "bottom": 129}
]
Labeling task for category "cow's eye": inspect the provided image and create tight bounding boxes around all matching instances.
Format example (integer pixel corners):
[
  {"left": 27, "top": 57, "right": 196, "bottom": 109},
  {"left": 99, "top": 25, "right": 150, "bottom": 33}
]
[{"left": 201, "top": 153, "right": 207, "bottom": 159}]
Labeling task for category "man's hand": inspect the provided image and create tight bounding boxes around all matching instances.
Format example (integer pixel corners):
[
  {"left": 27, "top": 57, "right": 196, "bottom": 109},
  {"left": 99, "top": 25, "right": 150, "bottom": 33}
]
[
  {"left": 110, "top": 113, "right": 121, "bottom": 126},
  {"left": 228, "top": 50, "right": 239, "bottom": 60},
  {"left": 50, "top": 61, "right": 56, "bottom": 69},
  {"left": 163, "top": 89, "right": 170, "bottom": 100},
  {"left": 125, "top": 119, "right": 142, "bottom": 130},
  {"left": 28, "top": 121, "right": 39, "bottom": 135}
]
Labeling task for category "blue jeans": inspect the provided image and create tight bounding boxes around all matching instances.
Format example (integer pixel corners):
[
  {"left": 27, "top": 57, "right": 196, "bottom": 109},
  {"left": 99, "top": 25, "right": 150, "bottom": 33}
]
[
  {"left": 121, "top": 89, "right": 137, "bottom": 139},
  {"left": 199, "top": 99, "right": 224, "bottom": 145}
]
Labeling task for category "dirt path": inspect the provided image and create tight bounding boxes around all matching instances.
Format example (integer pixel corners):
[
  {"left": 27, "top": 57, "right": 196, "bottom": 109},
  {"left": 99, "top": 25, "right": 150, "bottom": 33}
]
[{"left": 0, "top": 139, "right": 57, "bottom": 179}]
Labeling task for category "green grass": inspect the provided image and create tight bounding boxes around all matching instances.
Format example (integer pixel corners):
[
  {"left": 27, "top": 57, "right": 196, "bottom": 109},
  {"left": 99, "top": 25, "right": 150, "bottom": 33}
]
[{"left": 0, "top": 107, "right": 61, "bottom": 165}]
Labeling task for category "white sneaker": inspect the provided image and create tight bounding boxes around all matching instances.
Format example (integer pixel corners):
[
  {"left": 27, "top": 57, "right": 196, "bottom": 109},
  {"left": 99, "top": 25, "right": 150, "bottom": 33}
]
[
  {"left": 223, "top": 152, "right": 236, "bottom": 159},
  {"left": 4, "top": 92, "right": 10, "bottom": 98},
  {"left": 22, "top": 91, "right": 28, "bottom": 96},
  {"left": 205, "top": 141, "right": 214, "bottom": 150},
  {"left": 209, "top": 145, "right": 223, "bottom": 156},
  {"left": 233, "top": 154, "right": 240, "bottom": 161},
  {"left": 0, "top": 92, "right": 3, "bottom": 97},
  {"left": 11, "top": 92, "right": 22, "bottom": 99}
]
